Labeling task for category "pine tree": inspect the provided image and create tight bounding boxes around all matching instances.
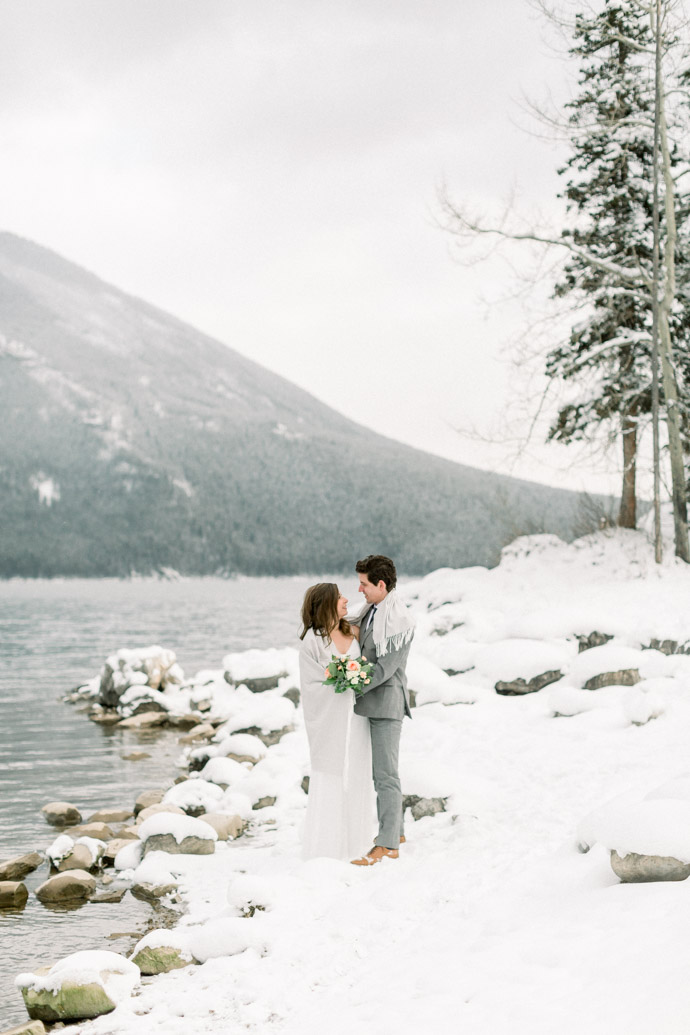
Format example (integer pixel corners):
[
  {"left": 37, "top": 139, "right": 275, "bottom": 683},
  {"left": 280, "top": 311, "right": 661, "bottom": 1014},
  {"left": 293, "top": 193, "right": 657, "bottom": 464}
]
[{"left": 545, "top": 0, "right": 690, "bottom": 530}]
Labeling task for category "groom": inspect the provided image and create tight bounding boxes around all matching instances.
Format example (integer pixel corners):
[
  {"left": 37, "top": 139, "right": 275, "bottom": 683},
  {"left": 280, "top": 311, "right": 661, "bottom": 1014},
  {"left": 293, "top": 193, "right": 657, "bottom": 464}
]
[{"left": 351, "top": 554, "right": 414, "bottom": 866}]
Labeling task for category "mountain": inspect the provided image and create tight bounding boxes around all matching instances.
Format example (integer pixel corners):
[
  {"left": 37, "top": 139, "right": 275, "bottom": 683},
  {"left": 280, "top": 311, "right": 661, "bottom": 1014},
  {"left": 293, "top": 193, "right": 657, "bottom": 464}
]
[{"left": 0, "top": 232, "right": 595, "bottom": 577}]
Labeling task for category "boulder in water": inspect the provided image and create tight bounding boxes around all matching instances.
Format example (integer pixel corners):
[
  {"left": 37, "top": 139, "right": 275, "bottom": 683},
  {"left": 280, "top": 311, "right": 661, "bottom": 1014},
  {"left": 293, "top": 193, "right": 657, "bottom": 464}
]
[
  {"left": 35, "top": 870, "right": 96, "bottom": 904},
  {"left": 41, "top": 802, "right": 82, "bottom": 827},
  {"left": 0, "top": 851, "right": 43, "bottom": 881},
  {"left": 0, "top": 881, "right": 29, "bottom": 908}
]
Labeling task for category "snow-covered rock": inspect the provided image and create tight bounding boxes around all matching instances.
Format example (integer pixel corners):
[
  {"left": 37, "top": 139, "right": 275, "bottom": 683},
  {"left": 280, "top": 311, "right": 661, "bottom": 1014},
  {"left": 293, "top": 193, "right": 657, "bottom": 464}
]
[
  {"left": 98, "top": 646, "right": 184, "bottom": 709},
  {"left": 139, "top": 812, "right": 218, "bottom": 856},
  {"left": 130, "top": 929, "right": 196, "bottom": 975},
  {"left": 199, "top": 756, "right": 249, "bottom": 788},
  {"left": 16, "top": 950, "right": 139, "bottom": 1021},
  {"left": 222, "top": 647, "right": 297, "bottom": 688},
  {"left": 162, "top": 779, "right": 224, "bottom": 814}
]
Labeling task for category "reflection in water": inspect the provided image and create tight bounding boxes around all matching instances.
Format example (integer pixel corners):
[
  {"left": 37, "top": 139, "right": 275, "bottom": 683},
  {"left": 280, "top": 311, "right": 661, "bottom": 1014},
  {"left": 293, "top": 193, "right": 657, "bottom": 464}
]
[{"left": 0, "top": 575, "right": 342, "bottom": 1026}]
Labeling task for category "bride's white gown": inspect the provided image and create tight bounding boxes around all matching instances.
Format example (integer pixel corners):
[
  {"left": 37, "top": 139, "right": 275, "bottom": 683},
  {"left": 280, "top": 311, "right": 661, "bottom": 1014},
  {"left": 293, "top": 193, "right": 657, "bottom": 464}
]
[{"left": 299, "top": 629, "right": 376, "bottom": 860}]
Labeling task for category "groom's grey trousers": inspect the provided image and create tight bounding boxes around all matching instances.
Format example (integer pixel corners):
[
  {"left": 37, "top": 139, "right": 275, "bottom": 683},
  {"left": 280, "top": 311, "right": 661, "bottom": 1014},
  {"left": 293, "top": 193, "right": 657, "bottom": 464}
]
[
  {"left": 369, "top": 718, "right": 404, "bottom": 849},
  {"left": 354, "top": 605, "right": 413, "bottom": 851}
]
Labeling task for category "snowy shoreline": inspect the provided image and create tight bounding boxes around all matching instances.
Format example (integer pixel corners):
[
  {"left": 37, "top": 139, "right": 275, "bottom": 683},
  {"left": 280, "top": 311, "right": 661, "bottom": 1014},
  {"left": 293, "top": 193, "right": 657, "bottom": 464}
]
[{"left": 10, "top": 527, "right": 690, "bottom": 1034}]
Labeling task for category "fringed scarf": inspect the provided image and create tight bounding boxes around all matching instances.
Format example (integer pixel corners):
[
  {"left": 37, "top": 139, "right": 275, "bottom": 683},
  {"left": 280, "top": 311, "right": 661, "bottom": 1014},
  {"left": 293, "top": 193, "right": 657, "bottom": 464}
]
[{"left": 348, "top": 588, "right": 415, "bottom": 658}]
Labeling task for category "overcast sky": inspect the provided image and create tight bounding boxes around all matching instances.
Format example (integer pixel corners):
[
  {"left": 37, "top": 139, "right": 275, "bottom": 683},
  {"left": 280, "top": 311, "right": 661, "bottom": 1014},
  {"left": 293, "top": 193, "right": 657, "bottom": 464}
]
[{"left": 0, "top": 1, "right": 628, "bottom": 497}]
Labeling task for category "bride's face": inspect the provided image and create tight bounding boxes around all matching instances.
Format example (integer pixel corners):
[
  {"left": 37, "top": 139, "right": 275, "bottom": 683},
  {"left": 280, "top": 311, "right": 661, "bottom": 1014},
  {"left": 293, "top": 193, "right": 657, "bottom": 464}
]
[{"left": 336, "top": 592, "right": 348, "bottom": 619}]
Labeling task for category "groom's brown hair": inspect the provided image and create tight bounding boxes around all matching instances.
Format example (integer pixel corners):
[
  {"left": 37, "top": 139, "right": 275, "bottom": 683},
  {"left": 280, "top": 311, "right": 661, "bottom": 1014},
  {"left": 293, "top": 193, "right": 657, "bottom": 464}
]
[{"left": 355, "top": 554, "right": 397, "bottom": 591}]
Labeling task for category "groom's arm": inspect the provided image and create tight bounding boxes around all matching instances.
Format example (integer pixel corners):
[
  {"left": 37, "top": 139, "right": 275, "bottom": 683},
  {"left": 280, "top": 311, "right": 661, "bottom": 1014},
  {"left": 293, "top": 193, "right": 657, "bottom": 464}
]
[{"left": 358, "top": 638, "right": 412, "bottom": 695}]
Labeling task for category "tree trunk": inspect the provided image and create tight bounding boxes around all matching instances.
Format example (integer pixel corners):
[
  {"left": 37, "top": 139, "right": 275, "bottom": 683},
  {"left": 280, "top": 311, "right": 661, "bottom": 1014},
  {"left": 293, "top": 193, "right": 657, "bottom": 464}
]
[
  {"left": 658, "top": 70, "right": 690, "bottom": 561},
  {"left": 619, "top": 412, "right": 637, "bottom": 528},
  {"left": 659, "top": 311, "right": 690, "bottom": 559}
]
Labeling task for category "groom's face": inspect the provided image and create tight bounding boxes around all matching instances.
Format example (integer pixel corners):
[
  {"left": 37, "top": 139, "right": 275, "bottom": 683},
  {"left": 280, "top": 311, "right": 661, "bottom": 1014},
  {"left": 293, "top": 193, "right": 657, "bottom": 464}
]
[{"left": 357, "top": 572, "right": 388, "bottom": 604}]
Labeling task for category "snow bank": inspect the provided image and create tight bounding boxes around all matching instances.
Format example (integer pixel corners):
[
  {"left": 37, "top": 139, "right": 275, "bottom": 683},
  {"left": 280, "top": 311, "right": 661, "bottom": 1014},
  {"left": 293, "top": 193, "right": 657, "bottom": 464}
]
[
  {"left": 578, "top": 800, "right": 690, "bottom": 861},
  {"left": 61, "top": 529, "right": 690, "bottom": 1035},
  {"left": 186, "top": 917, "right": 270, "bottom": 962}
]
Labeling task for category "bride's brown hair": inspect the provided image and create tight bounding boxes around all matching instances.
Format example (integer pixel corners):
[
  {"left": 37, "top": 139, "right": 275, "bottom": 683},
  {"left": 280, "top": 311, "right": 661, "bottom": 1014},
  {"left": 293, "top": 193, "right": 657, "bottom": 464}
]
[{"left": 300, "top": 583, "right": 351, "bottom": 641}]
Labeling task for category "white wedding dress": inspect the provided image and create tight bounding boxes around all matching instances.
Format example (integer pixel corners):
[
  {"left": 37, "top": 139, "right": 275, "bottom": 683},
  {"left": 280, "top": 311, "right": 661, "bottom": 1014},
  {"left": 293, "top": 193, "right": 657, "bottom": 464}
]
[{"left": 299, "top": 629, "right": 376, "bottom": 860}]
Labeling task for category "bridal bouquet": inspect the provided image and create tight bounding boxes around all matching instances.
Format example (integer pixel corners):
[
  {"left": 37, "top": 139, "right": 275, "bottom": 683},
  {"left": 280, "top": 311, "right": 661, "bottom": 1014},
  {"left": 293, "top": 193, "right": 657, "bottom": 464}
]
[{"left": 323, "top": 654, "right": 374, "bottom": 695}]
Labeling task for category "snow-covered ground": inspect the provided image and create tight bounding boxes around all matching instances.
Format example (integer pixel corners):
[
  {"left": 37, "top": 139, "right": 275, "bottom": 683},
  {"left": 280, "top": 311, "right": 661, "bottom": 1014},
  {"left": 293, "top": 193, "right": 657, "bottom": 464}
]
[{"left": 63, "top": 529, "right": 690, "bottom": 1034}]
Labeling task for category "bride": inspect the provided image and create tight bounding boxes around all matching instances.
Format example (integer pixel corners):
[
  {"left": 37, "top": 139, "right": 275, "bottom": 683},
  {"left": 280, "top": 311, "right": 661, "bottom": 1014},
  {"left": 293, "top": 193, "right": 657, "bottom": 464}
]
[{"left": 298, "top": 583, "right": 375, "bottom": 860}]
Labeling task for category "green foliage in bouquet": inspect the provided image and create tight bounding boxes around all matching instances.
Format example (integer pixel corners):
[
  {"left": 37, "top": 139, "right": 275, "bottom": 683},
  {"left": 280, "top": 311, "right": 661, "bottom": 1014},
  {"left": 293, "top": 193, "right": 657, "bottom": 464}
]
[{"left": 323, "top": 654, "right": 374, "bottom": 695}]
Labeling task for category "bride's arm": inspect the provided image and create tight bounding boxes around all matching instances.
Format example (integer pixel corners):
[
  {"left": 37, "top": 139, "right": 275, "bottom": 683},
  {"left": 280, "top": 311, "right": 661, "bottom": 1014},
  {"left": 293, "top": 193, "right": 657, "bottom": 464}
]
[{"left": 350, "top": 625, "right": 360, "bottom": 642}]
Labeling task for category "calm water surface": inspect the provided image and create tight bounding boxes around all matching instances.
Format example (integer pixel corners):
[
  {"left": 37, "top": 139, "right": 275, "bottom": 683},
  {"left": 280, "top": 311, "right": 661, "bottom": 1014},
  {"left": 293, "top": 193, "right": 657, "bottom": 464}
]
[{"left": 0, "top": 575, "right": 343, "bottom": 1026}]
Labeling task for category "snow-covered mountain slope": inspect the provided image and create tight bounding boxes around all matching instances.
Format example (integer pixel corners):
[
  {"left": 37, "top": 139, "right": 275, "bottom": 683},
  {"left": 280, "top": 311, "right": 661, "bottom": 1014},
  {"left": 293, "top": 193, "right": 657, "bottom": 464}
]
[{"left": 0, "top": 232, "right": 596, "bottom": 576}]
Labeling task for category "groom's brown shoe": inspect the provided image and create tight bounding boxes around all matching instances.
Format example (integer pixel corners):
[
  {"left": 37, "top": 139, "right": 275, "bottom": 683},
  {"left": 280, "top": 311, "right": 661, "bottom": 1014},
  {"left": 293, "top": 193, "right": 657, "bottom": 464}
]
[
  {"left": 400, "top": 836, "right": 406, "bottom": 844},
  {"left": 351, "top": 846, "right": 399, "bottom": 866}
]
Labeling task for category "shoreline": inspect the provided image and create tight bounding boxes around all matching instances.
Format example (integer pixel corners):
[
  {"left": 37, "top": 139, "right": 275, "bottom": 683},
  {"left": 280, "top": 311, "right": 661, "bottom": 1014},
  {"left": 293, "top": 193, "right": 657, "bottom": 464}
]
[{"left": 9, "top": 530, "right": 690, "bottom": 1033}]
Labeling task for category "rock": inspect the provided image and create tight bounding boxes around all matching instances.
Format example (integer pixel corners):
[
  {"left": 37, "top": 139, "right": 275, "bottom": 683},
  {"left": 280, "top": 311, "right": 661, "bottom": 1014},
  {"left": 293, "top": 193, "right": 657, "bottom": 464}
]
[
  {"left": 57, "top": 844, "right": 94, "bottom": 872},
  {"left": 98, "top": 645, "right": 183, "bottom": 708},
  {"left": 89, "top": 710, "right": 122, "bottom": 725},
  {"left": 161, "top": 779, "right": 223, "bottom": 815},
  {"left": 118, "top": 711, "right": 168, "bottom": 729},
  {"left": 103, "top": 838, "right": 138, "bottom": 864},
  {"left": 199, "top": 813, "right": 246, "bottom": 840},
  {"left": 143, "top": 833, "right": 215, "bottom": 856},
  {"left": 91, "top": 887, "right": 127, "bottom": 903},
  {"left": 120, "top": 825, "right": 142, "bottom": 838},
  {"left": 137, "top": 803, "right": 185, "bottom": 823},
  {"left": 130, "top": 881, "right": 177, "bottom": 901},
  {"left": 35, "top": 870, "right": 97, "bottom": 903},
  {"left": 224, "top": 671, "right": 287, "bottom": 693},
  {"left": 234, "top": 725, "right": 293, "bottom": 747},
  {"left": 252, "top": 796, "right": 276, "bottom": 810},
  {"left": 167, "top": 713, "right": 204, "bottom": 730},
  {"left": 67, "top": 823, "right": 114, "bottom": 841},
  {"left": 131, "top": 931, "right": 196, "bottom": 975},
  {"left": 17, "top": 950, "right": 139, "bottom": 1022},
  {"left": 131, "top": 943, "right": 193, "bottom": 975},
  {"left": 644, "top": 638, "right": 690, "bottom": 655},
  {"left": 282, "top": 687, "right": 300, "bottom": 706},
  {"left": 0, "top": 881, "right": 29, "bottom": 907},
  {"left": 121, "top": 752, "right": 151, "bottom": 761},
  {"left": 41, "top": 802, "right": 82, "bottom": 827},
  {"left": 178, "top": 723, "right": 215, "bottom": 743},
  {"left": 134, "top": 789, "right": 165, "bottom": 815},
  {"left": 409, "top": 797, "right": 447, "bottom": 821},
  {"left": 0, "top": 1021, "right": 47, "bottom": 1035},
  {"left": 87, "top": 808, "right": 133, "bottom": 824},
  {"left": 495, "top": 669, "right": 563, "bottom": 696},
  {"left": 0, "top": 851, "right": 43, "bottom": 881},
  {"left": 583, "top": 668, "right": 640, "bottom": 691},
  {"left": 301, "top": 776, "right": 310, "bottom": 795},
  {"left": 127, "top": 697, "right": 168, "bottom": 716},
  {"left": 576, "top": 631, "right": 614, "bottom": 653},
  {"left": 610, "top": 850, "right": 690, "bottom": 883}
]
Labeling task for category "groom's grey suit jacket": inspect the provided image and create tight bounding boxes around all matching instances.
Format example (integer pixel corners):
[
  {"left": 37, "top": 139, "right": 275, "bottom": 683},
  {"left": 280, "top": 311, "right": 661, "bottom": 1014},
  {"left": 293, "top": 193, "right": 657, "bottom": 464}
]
[{"left": 354, "top": 604, "right": 413, "bottom": 720}]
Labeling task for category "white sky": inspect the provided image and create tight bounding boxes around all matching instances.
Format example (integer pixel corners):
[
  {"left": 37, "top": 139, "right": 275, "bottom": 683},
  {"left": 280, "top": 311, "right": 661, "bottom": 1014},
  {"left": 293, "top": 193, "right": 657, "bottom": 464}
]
[{"left": 0, "top": 0, "right": 633, "bottom": 498}]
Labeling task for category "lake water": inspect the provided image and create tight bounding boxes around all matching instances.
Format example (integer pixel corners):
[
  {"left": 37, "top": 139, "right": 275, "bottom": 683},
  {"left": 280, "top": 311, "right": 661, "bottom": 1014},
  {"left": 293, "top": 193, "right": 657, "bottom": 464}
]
[{"left": 0, "top": 574, "right": 350, "bottom": 1027}]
